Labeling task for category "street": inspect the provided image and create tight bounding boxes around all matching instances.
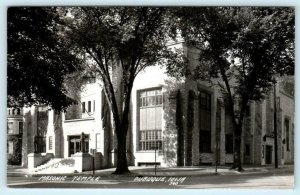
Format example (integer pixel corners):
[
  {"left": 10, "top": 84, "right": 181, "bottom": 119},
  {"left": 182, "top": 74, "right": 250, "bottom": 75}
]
[{"left": 7, "top": 171, "right": 293, "bottom": 189}]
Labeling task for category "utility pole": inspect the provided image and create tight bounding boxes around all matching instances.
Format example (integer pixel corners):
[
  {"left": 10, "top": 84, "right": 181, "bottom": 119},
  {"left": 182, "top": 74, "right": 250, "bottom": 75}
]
[
  {"left": 155, "top": 147, "right": 157, "bottom": 175},
  {"left": 274, "top": 84, "right": 278, "bottom": 168},
  {"left": 151, "top": 146, "right": 158, "bottom": 175}
]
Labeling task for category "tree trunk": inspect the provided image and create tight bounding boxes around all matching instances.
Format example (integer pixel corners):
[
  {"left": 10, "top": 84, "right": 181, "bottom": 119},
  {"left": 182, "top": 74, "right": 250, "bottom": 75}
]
[
  {"left": 111, "top": 71, "right": 134, "bottom": 175},
  {"left": 113, "top": 126, "right": 130, "bottom": 174},
  {"left": 232, "top": 123, "right": 243, "bottom": 171}
]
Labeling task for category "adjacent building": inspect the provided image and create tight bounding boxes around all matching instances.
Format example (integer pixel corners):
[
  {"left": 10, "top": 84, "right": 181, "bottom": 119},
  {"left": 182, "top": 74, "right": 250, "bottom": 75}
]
[{"left": 7, "top": 108, "right": 23, "bottom": 165}]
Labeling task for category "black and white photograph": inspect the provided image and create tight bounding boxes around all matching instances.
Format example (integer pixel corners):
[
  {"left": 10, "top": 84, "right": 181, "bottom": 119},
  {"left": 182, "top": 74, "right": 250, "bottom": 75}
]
[{"left": 6, "top": 6, "right": 295, "bottom": 189}]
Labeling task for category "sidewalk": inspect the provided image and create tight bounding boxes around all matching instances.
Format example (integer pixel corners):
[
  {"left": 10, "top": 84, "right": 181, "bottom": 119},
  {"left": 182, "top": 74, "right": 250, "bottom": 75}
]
[
  {"left": 7, "top": 164, "right": 294, "bottom": 178},
  {"left": 86, "top": 164, "right": 294, "bottom": 177}
]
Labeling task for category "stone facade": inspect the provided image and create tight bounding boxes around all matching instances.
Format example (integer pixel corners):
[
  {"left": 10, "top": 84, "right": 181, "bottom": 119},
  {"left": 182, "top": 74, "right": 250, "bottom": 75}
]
[{"left": 21, "top": 106, "right": 49, "bottom": 167}]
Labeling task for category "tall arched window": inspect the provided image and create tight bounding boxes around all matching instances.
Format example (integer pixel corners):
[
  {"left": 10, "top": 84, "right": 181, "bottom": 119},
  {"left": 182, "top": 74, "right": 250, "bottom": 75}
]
[
  {"left": 138, "top": 88, "right": 163, "bottom": 150},
  {"left": 199, "top": 90, "right": 211, "bottom": 153}
]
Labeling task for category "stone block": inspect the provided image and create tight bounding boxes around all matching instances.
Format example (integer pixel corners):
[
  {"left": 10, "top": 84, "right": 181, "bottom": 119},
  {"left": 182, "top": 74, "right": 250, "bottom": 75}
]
[{"left": 73, "top": 152, "right": 93, "bottom": 172}]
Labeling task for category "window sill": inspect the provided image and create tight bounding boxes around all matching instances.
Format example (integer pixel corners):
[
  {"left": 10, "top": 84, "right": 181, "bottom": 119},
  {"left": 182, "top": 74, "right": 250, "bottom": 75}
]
[
  {"left": 136, "top": 150, "right": 162, "bottom": 153},
  {"left": 64, "top": 117, "right": 95, "bottom": 122}
]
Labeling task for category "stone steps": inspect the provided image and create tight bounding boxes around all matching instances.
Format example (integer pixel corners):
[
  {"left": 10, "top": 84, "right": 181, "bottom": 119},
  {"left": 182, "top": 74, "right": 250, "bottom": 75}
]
[{"left": 34, "top": 158, "right": 76, "bottom": 173}]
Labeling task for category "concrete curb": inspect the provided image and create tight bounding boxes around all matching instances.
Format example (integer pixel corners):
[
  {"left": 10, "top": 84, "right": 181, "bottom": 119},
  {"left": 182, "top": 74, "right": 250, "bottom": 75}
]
[{"left": 7, "top": 165, "right": 294, "bottom": 178}]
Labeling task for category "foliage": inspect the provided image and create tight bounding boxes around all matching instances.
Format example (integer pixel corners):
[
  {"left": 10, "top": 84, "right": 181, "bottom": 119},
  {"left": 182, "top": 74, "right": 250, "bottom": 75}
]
[
  {"left": 169, "top": 7, "right": 294, "bottom": 170},
  {"left": 58, "top": 7, "right": 181, "bottom": 174},
  {"left": 7, "top": 7, "right": 83, "bottom": 111},
  {"left": 173, "top": 7, "right": 294, "bottom": 96}
]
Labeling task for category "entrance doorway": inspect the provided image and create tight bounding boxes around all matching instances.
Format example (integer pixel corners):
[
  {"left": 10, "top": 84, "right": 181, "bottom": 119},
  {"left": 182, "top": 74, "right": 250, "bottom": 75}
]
[
  {"left": 68, "top": 135, "right": 89, "bottom": 157},
  {"left": 265, "top": 145, "right": 273, "bottom": 164}
]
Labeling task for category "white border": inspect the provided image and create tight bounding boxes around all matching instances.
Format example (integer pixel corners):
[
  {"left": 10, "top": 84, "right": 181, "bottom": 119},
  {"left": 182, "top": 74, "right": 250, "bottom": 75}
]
[{"left": 0, "top": 1, "right": 298, "bottom": 195}]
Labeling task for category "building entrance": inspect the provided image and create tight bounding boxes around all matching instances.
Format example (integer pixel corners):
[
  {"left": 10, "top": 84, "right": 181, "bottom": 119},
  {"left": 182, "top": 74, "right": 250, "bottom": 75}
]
[
  {"left": 265, "top": 145, "right": 273, "bottom": 164},
  {"left": 68, "top": 135, "right": 89, "bottom": 157}
]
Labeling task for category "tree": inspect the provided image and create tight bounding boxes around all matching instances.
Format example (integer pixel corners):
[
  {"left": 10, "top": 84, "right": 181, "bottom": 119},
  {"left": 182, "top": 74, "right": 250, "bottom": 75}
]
[
  {"left": 58, "top": 7, "right": 178, "bottom": 174},
  {"left": 7, "top": 7, "right": 82, "bottom": 111},
  {"left": 168, "top": 7, "right": 294, "bottom": 171}
]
